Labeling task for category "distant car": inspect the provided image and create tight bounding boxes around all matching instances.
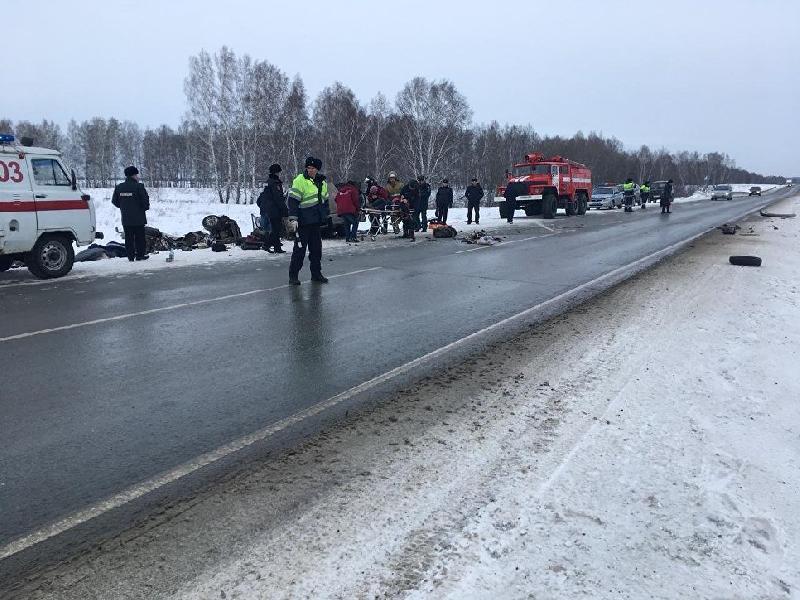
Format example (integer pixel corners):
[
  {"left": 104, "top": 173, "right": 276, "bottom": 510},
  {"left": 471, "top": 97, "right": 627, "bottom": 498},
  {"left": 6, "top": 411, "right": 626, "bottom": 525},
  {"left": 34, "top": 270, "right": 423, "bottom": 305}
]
[
  {"left": 650, "top": 180, "right": 668, "bottom": 203},
  {"left": 711, "top": 184, "right": 733, "bottom": 201},
  {"left": 588, "top": 185, "right": 623, "bottom": 209},
  {"left": 749, "top": 186, "right": 762, "bottom": 196}
]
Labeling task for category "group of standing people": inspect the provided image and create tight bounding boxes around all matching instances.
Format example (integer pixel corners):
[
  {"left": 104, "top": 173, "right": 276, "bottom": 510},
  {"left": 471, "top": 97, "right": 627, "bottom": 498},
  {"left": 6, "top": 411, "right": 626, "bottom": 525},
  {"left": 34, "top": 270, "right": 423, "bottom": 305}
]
[
  {"left": 255, "top": 156, "right": 329, "bottom": 284},
  {"left": 622, "top": 177, "right": 674, "bottom": 214}
]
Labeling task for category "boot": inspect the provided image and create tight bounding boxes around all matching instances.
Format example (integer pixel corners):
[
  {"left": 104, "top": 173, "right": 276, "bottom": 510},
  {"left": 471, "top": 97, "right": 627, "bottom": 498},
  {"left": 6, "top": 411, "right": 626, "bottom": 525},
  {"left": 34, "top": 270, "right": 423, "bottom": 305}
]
[
  {"left": 289, "top": 275, "right": 301, "bottom": 285},
  {"left": 311, "top": 274, "right": 329, "bottom": 283}
]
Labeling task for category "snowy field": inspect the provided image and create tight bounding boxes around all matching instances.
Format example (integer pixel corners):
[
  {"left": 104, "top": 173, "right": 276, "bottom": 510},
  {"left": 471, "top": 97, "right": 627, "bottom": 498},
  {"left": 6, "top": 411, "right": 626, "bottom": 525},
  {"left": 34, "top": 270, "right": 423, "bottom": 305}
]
[{"left": 31, "top": 194, "right": 800, "bottom": 599}]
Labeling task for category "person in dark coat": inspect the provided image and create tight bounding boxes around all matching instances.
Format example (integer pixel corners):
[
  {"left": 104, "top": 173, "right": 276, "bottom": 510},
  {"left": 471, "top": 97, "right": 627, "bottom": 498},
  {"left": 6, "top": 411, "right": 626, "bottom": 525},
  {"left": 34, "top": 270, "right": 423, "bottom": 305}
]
[
  {"left": 435, "top": 179, "right": 454, "bottom": 224},
  {"left": 111, "top": 166, "right": 150, "bottom": 261},
  {"left": 257, "top": 163, "right": 288, "bottom": 253},
  {"left": 400, "top": 179, "right": 420, "bottom": 240},
  {"left": 464, "top": 177, "right": 485, "bottom": 225},
  {"left": 416, "top": 175, "right": 431, "bottom": 231},
  {"left": 661, "top": 179, "right": 674, "bottom": 214}
]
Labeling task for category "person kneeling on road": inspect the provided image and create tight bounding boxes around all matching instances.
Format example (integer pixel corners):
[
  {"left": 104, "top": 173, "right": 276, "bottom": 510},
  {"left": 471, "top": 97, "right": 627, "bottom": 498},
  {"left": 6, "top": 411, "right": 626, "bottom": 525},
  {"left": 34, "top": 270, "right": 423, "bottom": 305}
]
[
  {"left": 112, "top": 166, "right": 150, "bottom": 261},
  {"left": 287, "top": 157, "right": 329, "bottom": 285}
]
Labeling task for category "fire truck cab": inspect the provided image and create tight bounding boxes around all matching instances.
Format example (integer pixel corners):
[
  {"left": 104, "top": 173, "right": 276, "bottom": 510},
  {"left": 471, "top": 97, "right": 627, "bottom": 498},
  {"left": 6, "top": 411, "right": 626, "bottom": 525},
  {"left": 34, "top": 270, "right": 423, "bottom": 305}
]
[
  {"left": 496, "top": 153, "right": 592, "bottom": 220},
  {"left": 0, "top": 134, "right": 100, "bottom": 279}
]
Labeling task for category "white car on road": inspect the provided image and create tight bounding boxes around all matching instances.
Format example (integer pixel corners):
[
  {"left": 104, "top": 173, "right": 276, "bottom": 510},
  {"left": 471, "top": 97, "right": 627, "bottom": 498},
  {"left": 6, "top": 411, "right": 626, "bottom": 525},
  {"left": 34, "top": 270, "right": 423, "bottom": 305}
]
[{"left": 710, "top": 184, "right": 734, "bottom": 201}]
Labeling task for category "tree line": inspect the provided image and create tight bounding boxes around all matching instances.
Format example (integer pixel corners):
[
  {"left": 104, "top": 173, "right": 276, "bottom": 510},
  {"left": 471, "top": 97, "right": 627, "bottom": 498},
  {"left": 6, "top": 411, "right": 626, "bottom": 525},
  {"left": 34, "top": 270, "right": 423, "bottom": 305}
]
[{"left": 1, "top": 46, "right": 784, "bottom": 203}]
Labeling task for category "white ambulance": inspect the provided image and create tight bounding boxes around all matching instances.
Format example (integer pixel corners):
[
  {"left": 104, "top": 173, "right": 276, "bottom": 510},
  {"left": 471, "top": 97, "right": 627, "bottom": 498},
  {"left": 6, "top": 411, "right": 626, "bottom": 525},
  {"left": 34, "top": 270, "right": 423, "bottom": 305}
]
[{"left": 0, "top": 134, "right": 100, "bottom": 279}]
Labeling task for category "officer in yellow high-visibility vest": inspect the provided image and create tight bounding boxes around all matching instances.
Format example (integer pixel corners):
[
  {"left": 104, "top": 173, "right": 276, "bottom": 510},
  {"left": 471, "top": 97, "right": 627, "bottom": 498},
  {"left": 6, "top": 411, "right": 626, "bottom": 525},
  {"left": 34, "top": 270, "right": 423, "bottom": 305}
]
[
  {"left": 622, "top": 177, "right": 636, "bottom": 212},
  {"left": 640, "top": 180, "right": 651, "bottom": 209},
  {"left": 287, "top": 156, "right": 329, "bottom": 285}
]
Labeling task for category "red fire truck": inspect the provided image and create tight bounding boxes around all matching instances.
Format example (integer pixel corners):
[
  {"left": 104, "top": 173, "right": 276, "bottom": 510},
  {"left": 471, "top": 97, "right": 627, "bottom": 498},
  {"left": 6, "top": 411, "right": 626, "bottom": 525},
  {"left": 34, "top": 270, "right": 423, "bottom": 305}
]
[{"left": 496, "top": 153, "right": 592, "bottom": 219}]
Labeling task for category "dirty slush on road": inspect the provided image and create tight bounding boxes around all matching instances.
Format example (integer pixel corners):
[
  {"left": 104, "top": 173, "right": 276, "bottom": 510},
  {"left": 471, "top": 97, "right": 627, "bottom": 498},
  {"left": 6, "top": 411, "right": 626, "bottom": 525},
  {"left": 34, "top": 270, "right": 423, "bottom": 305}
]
[{"left": 13, "top": 197, "right": 800, "bottom": 600}]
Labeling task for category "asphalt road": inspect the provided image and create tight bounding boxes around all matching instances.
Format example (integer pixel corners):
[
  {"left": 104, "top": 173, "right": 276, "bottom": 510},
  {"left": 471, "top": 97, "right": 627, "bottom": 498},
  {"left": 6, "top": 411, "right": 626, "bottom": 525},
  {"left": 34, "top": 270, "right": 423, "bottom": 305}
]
[{"left": 0, "top": 188, "right": 795, "bottom": 571}]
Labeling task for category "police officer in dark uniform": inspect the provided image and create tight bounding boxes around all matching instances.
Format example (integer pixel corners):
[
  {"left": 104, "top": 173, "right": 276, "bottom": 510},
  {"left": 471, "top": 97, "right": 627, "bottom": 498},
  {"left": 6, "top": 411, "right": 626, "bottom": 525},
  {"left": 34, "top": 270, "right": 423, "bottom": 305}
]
[
  {"left": 111, "top": 166, "right": 150, "bottom": 261},
  {"left": 465, "top": 177, "right": 485, "bottom": 224},
  {"left": 416, "top": 175, "right": 431, "bottom": 231},
  {"left": 257, "top": 163, "right": 288, "bottom": 253}
]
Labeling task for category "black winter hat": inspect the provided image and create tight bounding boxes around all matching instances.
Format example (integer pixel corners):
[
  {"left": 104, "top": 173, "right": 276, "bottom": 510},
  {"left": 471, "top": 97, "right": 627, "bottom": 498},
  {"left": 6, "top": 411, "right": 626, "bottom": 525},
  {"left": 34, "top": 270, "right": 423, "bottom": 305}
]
[
  {"left": 124, "top": 166, "right": 139, "bottom": 177},
  {"left": 417, "top": 174, "right": 426, "bottom": 181},
  {"left": 305, "top": 156, "right": 316, "bottom": 168},
  {"left": 311, "top": 157, "right": 323, "bottom": 170},
  {"left": 442, "top": 178, "right": 449, "bottom": 184},
  {"left": 269, "top": 163, "right": 282, "bottom": 174}
]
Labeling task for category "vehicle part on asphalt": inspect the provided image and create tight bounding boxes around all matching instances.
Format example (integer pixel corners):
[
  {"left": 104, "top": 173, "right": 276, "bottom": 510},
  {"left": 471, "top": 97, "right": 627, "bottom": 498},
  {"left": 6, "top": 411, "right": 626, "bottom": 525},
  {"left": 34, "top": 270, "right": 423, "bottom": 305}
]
[
  {"left": 759, "top": 210, "right": 796, "bottom": 218},
  {"left": 729, "top": 255, "right": 762, "bottom": 267},
  {"left": 719, "top": 224, "right": 740, "bottom": 234}
]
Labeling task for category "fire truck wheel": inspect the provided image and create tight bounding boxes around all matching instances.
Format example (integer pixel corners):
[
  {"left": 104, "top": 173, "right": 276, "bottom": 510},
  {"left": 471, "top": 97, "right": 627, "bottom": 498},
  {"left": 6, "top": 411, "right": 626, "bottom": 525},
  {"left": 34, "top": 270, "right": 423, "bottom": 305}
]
[
  {"left": 565, "top": 199, "right": 577, "bottom": 216},
  {"left": 577, "top": 193, "right": 588, "bottom": 215},
  {"left": 542, "top": 193, "right": 557, "bottom": 219},
  {"left": 26, "top": 235, "right": 75, "bottom": 279},
  {"left": 0, "top": 255, "right": 13, "bottom": 272}
]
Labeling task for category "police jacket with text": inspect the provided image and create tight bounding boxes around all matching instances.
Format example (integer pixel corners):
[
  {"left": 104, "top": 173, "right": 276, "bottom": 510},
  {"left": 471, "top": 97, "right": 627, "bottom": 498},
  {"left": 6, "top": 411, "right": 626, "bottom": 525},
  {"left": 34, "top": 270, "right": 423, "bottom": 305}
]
[{"left": 111, "top": 177, "right": 150, "bottom": 227}]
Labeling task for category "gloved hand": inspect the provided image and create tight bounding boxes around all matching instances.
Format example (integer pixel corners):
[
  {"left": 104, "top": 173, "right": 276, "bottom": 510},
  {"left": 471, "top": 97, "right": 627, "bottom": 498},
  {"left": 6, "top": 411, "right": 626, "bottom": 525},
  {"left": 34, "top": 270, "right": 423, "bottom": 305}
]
[{"left": 286, "top": 218, "right": 298, "bottom": 234}]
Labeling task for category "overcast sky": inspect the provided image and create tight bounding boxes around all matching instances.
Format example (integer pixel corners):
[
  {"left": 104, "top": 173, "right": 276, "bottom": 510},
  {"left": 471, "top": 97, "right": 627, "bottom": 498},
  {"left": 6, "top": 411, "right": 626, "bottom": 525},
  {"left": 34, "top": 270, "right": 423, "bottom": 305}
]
[{"left": 8, "top": 0, "right": 799, "bottom": 175}]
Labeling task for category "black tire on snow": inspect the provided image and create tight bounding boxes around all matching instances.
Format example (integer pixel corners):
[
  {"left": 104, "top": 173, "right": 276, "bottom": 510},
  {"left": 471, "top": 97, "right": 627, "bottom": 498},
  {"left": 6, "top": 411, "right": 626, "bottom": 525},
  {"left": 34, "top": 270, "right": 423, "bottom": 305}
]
[
  {"left": 565, "top": 199, "right": 577, "bottom": 216},
  {"left": 577, "top": 193, "right": 588, "bottom": 216},
  {"left": 26, "top": 235, "right": 75, "bottom": 279},
  {"left": 729, "top": 255, "right": 762, "bottom": 267},
  {"left": 542, "top": 193, "right": 557, "bottom": 219},
  {"left": 0, "top": 255, "right": 13, "bottom": 272},
  {"left": 524, "top": 205, "right": 538, "bottom": 217}
]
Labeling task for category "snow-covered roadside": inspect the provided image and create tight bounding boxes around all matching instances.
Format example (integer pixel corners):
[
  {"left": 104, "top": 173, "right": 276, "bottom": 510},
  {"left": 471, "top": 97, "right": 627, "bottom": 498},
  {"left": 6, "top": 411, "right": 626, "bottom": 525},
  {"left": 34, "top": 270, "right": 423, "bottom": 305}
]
[{"left": 24, "top": 196, "right": 800, "bottom": 599}]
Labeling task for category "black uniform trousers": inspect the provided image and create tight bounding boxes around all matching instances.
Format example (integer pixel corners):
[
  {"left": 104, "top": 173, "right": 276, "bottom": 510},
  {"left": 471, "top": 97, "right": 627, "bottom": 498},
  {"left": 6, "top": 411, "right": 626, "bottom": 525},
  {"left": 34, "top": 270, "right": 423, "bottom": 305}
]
[
  {"left": 289, "top": 223, "right": 322, "bottom": 277},
  {"left": 436, "top": 206, "right": 449, "bottom": 223},
  {"left": 467, "top": 200, "right": 480, "bottom": 224},
  {"left": 266, "top": 212, "right": 284, "bottom": 251},
  {"left": 123, "top": 225, "right": 147, "bottom": 260}
]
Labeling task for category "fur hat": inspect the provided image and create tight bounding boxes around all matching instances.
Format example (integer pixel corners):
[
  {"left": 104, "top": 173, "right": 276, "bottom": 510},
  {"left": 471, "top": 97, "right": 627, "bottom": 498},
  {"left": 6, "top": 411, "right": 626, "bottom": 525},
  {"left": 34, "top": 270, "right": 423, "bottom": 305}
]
[
  {"left": 124, "top": 166, "right": 139, "bottom": 177},
  {"left": 269, "top": 163, "right": 281, "bottom": 174}
]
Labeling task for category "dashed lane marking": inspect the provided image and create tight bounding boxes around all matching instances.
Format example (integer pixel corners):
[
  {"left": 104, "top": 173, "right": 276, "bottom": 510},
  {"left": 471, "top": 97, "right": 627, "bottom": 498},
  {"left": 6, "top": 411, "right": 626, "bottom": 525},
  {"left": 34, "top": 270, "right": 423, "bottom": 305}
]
[{"left": 0, "top": 267, "right": 382, "bottom": 344}]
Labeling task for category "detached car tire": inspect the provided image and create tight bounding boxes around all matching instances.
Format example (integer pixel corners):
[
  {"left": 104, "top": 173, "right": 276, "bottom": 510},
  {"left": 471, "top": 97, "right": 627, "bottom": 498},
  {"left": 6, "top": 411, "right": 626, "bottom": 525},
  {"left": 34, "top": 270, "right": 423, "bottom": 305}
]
[
  {"left": 27, "top": 235, "right": 75, "bottom": 279},
  {"left": 729, "top": 255, "right": 762, "bottom": 267}
]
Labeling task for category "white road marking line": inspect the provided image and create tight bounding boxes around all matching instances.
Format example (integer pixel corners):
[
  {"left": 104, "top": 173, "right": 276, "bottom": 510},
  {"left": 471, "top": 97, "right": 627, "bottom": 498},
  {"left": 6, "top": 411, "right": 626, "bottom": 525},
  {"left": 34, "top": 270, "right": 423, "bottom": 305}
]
[
  {"left": 0, "top": 227, "right": 720, "bottom": 560},
  {"left": 0, "top": 267, "right": 382, "bottom": 344}
]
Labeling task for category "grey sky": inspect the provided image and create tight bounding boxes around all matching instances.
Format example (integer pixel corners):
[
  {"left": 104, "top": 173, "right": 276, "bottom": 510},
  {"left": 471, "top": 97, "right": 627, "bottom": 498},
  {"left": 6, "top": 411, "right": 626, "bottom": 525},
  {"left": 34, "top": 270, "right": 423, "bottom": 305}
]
[{"left": 8, "top": 0, "right": 799, "bottom": 175}]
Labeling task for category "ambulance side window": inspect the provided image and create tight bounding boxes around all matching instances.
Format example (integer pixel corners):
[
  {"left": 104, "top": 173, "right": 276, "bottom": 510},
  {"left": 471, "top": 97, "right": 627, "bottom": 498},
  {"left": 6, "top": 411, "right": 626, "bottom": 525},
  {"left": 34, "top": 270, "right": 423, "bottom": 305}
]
[{"left": 31, "top": 159, "right": 71, "bottom": 186}]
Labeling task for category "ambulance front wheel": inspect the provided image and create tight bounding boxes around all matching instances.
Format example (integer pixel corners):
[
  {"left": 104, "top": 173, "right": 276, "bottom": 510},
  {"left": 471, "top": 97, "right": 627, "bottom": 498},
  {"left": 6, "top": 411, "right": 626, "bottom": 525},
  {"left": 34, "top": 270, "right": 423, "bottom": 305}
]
[
  {"left": 0, "top": 255, "right": 13, "bottom": 272},
  {"left": 27, "top": 234, "right": 74, "bottom": 279}
]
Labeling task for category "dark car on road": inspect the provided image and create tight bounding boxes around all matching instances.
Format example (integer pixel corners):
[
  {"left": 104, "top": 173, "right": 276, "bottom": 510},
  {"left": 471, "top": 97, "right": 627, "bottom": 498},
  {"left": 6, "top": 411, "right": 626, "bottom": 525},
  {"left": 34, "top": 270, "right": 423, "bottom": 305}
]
[
  {"left": 650, "top": 180, "right": 668, "bottom": 203},
  {"left": 749, "top": 186, "right": 762, "bottom": 196}
]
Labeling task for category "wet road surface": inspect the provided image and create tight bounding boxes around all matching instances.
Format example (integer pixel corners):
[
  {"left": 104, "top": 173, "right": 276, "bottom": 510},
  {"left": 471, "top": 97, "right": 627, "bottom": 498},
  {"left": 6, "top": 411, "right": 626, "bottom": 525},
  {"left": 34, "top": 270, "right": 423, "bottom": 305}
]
[{"left": 0, "top": 188, "right": 795, "bottom": 566}]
